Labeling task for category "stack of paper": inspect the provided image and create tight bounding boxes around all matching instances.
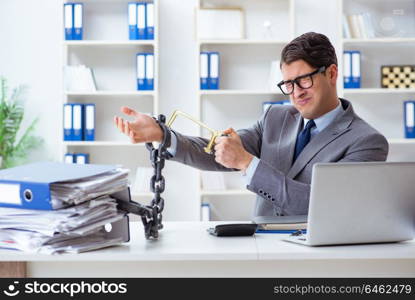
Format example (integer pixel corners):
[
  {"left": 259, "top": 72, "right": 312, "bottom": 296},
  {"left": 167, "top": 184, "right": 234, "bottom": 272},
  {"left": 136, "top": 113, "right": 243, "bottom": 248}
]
[
  {"left": 0, "top": 162, "right": 131, "bottom": 254},
  {"left": 0, "top": 197, "right": 125, "bottom": 254}
]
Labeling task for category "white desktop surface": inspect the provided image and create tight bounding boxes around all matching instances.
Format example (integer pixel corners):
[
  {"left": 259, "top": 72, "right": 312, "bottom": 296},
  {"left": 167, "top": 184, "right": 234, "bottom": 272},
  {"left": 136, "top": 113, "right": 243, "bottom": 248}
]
[{"left": 1, "top": 222, "right": 414, "bottom": 277}]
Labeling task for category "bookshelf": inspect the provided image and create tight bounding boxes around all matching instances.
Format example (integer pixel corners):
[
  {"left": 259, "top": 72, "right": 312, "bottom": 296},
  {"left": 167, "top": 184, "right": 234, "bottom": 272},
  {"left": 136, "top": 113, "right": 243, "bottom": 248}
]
[
  {"left": 195, "top": 0, "right": 295, "bottom": 221},
  {"left": 338, "top": 0, "right": 415, "bottom": 149},
  {"left": 61, "top": 0, "right": 159, "bottom": 201}
]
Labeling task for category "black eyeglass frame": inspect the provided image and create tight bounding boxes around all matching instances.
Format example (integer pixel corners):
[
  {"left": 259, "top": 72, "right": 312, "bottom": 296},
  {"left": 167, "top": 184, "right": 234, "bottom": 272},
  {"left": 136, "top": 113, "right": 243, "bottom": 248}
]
[{"left": 277, "top": 66, "right": 327, "bottom": 95}]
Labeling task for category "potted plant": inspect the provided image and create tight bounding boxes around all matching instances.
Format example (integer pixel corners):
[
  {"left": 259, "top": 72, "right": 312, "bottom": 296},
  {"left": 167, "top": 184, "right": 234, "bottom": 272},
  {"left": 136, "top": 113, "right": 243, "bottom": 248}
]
[{"left": 0, "top": 77, "right": 43, "bottom": 169}]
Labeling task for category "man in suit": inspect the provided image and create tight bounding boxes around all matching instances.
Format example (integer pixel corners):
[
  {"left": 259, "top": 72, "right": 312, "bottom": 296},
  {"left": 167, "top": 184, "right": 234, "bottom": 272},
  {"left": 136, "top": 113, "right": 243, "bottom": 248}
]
[{"left": 114, "top": 32, "right": 388, "bottom": 216}]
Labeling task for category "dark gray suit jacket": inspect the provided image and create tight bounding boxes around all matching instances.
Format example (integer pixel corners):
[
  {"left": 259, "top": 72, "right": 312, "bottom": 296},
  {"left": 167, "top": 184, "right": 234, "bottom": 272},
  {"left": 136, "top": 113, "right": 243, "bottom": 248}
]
[{"left": 169, "top": 99, "right": 389, "bottom": 216}]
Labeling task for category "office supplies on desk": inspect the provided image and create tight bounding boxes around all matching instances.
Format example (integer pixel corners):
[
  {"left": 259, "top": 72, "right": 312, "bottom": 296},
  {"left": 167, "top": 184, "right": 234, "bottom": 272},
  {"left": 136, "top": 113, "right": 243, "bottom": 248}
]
[
  {"left": 284, "top": 162, "right": 415, "bottom": 246},
  {"left": 253, "top": 215, "right": 307, "bottom": 231},
  {"left": 0, "top": 162, "right": 129, "bottom": 210},
  {"left": 208, "top": 223, "right": 257, "bottom": 237}
]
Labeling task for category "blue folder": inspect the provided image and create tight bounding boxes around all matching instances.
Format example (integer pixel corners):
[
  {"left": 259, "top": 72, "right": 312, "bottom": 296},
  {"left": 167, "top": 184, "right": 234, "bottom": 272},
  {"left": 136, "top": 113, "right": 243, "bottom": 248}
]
[
  {"left": 404, "top": 100, "right": 415, "bottom": 138},
  {"left": 84, "top": 103, "right": 95, "bottom": 141},
  {"left": 137, "top": 3, "right": 146, "bottom": 40},
  {"left": 64, "top": 3, "right": 73, "bottom": 40},
  {"left": 128, "top": 2, "right": 138, "bottom": 40},
  {"left": 73, "top": 3, "right": 83, "bottom": 40},
  {"left": 145, "top": 2, "right": 154, "bottom": 40},
  {"left": 0, "top": 162, "right": 123, "bottom": 210}
]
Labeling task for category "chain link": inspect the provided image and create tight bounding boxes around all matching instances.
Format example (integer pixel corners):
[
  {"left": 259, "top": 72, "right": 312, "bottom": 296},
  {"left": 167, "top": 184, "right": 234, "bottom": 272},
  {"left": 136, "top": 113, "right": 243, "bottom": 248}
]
[{"left": 142, "top": 114, "right": 169, "bottom": 239}]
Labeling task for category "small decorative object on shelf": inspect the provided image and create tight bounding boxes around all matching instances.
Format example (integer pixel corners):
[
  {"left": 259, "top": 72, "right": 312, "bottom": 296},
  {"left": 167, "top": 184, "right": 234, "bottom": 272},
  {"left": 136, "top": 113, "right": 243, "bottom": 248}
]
[{"left": 381, "top": 65, "right": 415, "bottom": 89}]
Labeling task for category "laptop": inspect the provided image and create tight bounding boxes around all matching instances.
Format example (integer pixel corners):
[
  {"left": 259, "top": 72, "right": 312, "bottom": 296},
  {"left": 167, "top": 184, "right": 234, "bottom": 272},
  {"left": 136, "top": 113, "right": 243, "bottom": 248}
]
[{"left": 284, "top": 162, "right": 415, "bottom": 246}]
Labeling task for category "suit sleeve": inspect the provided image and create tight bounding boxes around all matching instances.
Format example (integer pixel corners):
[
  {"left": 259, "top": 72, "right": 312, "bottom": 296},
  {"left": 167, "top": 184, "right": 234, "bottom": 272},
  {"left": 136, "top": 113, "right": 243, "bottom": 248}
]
[
  {"left": 247, "top": 132, "right": 389, "bottom": 216},
  {"left": 169, "top": 107, "right": 271, "bottom": 172}
]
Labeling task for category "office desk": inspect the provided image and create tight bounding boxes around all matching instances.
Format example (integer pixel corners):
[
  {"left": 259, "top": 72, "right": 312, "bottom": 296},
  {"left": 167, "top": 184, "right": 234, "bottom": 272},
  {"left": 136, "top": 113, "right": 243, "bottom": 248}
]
[{"left": 1, "top": 222, "right": 414, "bottom": 277}]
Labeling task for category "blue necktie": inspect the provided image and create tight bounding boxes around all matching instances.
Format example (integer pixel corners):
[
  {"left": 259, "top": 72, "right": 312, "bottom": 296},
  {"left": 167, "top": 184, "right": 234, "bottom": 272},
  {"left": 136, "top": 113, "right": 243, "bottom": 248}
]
[{"left": 293, "top": 119, "right": 315, "bottom": 161}]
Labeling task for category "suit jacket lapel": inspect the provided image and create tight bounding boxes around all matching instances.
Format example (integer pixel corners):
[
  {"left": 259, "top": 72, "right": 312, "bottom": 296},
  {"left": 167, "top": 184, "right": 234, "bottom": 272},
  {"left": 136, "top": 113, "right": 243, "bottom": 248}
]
[
  {"left": 287, "top": 99, "right": 354, "bottom": 179},
  {"left": 277, "top": 110, "right": 302, "bottom": 174}
]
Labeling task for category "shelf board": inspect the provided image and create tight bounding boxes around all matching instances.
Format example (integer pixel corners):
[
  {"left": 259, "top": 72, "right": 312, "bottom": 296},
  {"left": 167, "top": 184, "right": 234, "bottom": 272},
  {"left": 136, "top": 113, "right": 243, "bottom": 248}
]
[
  {"left": 63, "top": 141, "right": 145, "bottom": 147},
  {"left": 199, "top": 90, "right": 283, "bottom": 96},
  {"left": 201, "top": 189, "right": 255, "bottom": 196},
  {"left": 388, "top": 139, "right": 415, "bottom": 144},
  {"left": 63, "top": 40, "right": 156, "bottom": 47},
  {"left": 343, "top": 88, "right": 415, "bottom": 95},
  {"left": 199, "top": 39, "right": 289, "bottom": 45},
  {"left": 343, "top": 37, "right": 415, "bottom": 44},
  {"left": 65, "top": 91, "right": 155, "bottom": 96}
]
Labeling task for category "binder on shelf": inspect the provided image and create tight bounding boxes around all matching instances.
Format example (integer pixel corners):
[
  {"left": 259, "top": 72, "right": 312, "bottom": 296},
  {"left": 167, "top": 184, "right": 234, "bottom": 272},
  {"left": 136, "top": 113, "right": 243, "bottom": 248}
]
[
  {"left": 73, "top": 3, "right": 83, "bottom": 40},
  {"left": 136, "top": 2, "right": 146, "bottom": 40},
  {"left": 72, "top": 103, "right": 84, "bottom": 141},
  {"left": 64, "top": 3, "right": 73, "bottom": 40},
  {"left": 262, "top": 100, "right": 291, "bottom": 112},
  {"left": 208, "top": 52, "right": 220, "bottom": 90},
  {"left": 0, "top": 162, "right": 128, "bottom": 210},
  {"left": 146, "top": 2, "right": 155, "bottom": 40},
  {"left": 128, "top": 2, "right": 138, "bottom": 40},
  {"left": 136, "top": 53, "right": 146, "bottom": 90},
  {"left": 200, "top": 52, "right": 209, "bottom": 90},
  {"left": 145, "top": 53, "right": 154, "bottom": 90},
  {"left": 75, "top": 153, "right": 90, "bottom": 164},
  {"left": 343, "top": 51, "right": 352, "bottom": 89},
  {"left": 84, "top": 103, "right": 95, "bottom": 141},
  {"left": 64, "top": 153, "right": 75, "bottom": 164},
  {"left": 201, "top": 203, "right": 211, "bottom": 221},
  {"left": 63, "top": 103, "right": 73, "bottom": 141},
  {"left": 351, "top": 51, "right": 361, "bottom": 88},
  {"left": 404, "top": 101, "right": 415, "bottom": 138}
]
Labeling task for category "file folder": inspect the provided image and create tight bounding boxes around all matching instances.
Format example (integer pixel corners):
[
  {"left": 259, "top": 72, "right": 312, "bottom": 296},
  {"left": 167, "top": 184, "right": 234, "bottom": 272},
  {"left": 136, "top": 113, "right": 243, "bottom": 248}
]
[
  {"left": 73, "top": 3, "right": 83, "bottom": 40},
  {"left": 137, "top": 3, "right": 146, "bottom": 40},
  {"left": 137, "top": 53, "right": 146, "bottom": 90},
  {"left": 209, "top": 52, "right": 220, "bottom": 89},
  {"left": 0, "top": 162, "right": 126, "bottom": 210},
  {"left": 72, "top": 103, "right": 84, "bottom": 141},
  {"left": 201, "top": 203, "right": 210, "bottom": 221},
  {"left": 351, "top": 51, "right": 361, "bottom": 88},
  {"left": 146, "top": 2, "right": 155, "bottom": 40},
  {"left": 128, "top": 2, "right": 138, "bottom": 40},
  {"left": 75, "top": 153, "right": 90, "bottom": 164},
  {"left": 84, "top": 103, "right": 95, "bottom": 141},
  {"left": 64, "top": 153, "right": 75, "bottom": 164},
  {"left": 145, "top": 53, "right": 154, "bottom": 90},
  {"left": 404, "top": 101, "right": 415, "bottom": 138},
  {"left": 64, "top": 3, "right": 73, "bottom": 40},
  {"left": 343, "top": 51, "right": 352, "bottom": 89},
  {"left": 63, "top": 103, "right": 73, "bottom": 141},
  {"left": 200, "top": 52, "right": 209, "bottom": 90}
]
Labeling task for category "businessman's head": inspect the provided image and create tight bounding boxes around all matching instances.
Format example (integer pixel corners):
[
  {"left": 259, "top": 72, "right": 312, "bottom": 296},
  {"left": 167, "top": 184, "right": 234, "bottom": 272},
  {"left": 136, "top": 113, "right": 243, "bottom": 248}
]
[{"left": 279, "top": 32, "right": 339, "bottom": 119}]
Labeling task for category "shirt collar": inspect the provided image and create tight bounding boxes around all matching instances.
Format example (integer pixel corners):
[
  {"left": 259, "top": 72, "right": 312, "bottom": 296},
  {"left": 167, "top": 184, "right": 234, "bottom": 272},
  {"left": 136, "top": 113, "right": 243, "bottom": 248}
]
[{"left": 303, "top": 100, "right": 343, "bottom": 132}]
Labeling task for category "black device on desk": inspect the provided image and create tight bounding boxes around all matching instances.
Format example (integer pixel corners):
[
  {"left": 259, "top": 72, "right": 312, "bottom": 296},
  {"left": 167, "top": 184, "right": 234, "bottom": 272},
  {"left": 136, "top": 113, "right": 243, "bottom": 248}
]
[{"left": 207, "top": 223, "right": 258, "bottom": 237}]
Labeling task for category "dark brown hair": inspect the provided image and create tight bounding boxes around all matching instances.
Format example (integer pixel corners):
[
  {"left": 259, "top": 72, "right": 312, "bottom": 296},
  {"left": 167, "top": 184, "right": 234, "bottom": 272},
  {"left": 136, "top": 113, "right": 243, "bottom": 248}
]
[{"left": 280, "top": 32, "right": 337, "bottom": 68}]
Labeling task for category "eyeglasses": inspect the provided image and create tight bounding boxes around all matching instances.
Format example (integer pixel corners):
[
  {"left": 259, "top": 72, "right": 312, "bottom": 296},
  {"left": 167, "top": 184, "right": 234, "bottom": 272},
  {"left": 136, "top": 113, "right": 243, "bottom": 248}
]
[{"left": 277, "top": 66, "right": 326, "bottom": 95}]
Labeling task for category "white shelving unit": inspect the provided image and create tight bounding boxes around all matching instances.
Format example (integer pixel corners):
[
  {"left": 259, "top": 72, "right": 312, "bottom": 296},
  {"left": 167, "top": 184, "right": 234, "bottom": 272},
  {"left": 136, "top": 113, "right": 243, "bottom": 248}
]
[
  {"left": 338, "top": 0, "right": 415, "bottom": 152},
  {"left": 195, "top": 0, "right": 295, "bottom": 221},
  {"left": 61, "top": 0, "right": 159, "bottom": 201}
]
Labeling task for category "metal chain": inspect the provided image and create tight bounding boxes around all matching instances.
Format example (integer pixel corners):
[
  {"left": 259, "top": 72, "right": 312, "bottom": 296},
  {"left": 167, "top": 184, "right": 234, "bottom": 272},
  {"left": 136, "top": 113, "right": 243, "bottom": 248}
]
[{"left": 142, "top": 114, "right": 169, "bottom": 239}]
